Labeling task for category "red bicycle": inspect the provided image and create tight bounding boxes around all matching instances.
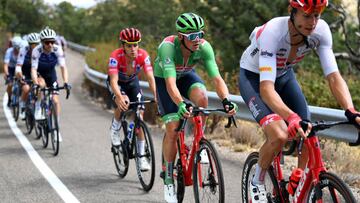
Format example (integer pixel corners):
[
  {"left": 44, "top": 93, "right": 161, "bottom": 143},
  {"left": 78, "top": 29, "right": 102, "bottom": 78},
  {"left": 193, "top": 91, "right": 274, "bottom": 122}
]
[
  {"left": 242, "top": 120, "right": 358, "bottom": 203},
  {"left": 161, "top": 107, "right": 236, "bottom": 203}
]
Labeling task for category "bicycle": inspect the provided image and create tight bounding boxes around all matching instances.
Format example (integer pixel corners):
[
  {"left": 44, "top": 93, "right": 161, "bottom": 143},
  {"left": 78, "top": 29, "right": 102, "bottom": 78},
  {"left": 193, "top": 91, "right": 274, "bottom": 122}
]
[
  {"left": 36, "top": 86, "right": 70, "bottom": 156},
  {"left": 111, "top": 99, "right": 156, "bottom": 192},
  {"left": 160, "top": 107, "right": 236, "bottom": 203},
  {"left": 242, "top": 120, "right": 359, "bottom": 203},
  {"left": 22, "top": 80, "right": 37, "bottom": 136}
]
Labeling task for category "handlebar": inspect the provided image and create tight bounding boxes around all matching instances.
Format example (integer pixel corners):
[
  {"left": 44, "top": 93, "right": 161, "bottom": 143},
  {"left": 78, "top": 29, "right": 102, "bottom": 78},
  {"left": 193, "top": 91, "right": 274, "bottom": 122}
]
[
  {"left": 128, "top": 99, "right": 155, "bottom": 105},
  {"left": 175, "top": 107, "right": 237, "bottom": 132},
  {"left": 39, "top": 86, "right": 71, "bottom": 99}
]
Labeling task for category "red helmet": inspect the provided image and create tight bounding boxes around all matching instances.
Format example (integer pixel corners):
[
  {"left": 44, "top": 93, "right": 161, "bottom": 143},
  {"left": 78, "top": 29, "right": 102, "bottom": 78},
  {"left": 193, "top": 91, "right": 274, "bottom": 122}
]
[
  {"left": 290, "top": 0, "right": 328, "bottom": 14},
  {"left": 119, "top": 28, "right": 141, "bottom": 44}
]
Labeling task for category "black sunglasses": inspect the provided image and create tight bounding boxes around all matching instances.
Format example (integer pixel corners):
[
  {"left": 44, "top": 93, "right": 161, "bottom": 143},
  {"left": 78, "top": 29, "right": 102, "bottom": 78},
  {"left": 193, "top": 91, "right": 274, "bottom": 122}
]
[{"left": 43, "top": 41, "right": 55, "bottom": 45}]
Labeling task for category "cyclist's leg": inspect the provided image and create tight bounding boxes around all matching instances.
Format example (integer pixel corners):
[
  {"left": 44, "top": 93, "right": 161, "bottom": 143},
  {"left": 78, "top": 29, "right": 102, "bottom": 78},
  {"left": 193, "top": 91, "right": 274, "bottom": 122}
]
[
  {"left": 6, "top": 67, "right": 15, "bottom": 104},
  {"left": 34, "top": 76, "right": 46, "bottom": 120},
  {"left": 278, "top": 69, "right": 310, "bottom": 169},
  {"left": 239, "top": 69, "right": 288, "bottom": 201},
  {"left": 106, "top": 80, "right": 127, "bottom": 146}
]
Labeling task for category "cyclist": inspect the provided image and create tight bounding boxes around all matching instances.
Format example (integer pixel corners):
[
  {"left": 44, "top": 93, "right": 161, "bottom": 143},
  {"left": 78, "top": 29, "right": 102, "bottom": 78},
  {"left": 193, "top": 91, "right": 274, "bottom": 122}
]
[
  {"left": 15, "top": 33, "right": 41, "bottom": 119},
  {"left": 31, "top": 27, "right": 70, "bottom": 142},
  {"left": 238, "top": 0, "right": 360, "bottom": 202},
  {"left": 154, "top": 13, "right": 237, "bottom": 202},
  {"left": 55, "top": 35, "right": 67, "bottom": 52},
  {"left": 107, "top": 27, "right": 157, "bottom": 171},
  {"left": 3, "top": 36, "right": 22, "bottom": 107}
]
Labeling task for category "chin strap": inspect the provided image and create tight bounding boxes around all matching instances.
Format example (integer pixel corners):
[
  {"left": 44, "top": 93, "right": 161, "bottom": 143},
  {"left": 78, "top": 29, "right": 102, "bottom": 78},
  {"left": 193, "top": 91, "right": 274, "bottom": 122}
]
[
  {"left": 290, "top": 9, "right": 310, "bottom": 48},
  {"left": 180, "top": 38, "right": 194, "bottom": 53}
]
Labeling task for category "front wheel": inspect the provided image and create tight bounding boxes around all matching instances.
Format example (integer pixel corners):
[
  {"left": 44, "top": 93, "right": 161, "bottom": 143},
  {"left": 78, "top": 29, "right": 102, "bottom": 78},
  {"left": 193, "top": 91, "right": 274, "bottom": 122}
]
[
  {"left": 307, "top": 172, "right": 356, "bottom": 203},
  {"left": 241, "top": 152, "right": 282, "bottom": 203},
  {"left": 135, "top": 120, "right": 156, "bottom": 192},
  {"left": 113, "top": 121, "right": 129, "bottom": 178},
  {"left": 49, "top": 105, "right": 60, "bottom": 156},
  {"left": 193, "top": 139, "right": 225, "bottom": 203},
  {"left": 25, "top": 108, "right": 34, "bottom": 135},
  {"left": 41, "top": 121, "right": 49, "bottom": 148}
]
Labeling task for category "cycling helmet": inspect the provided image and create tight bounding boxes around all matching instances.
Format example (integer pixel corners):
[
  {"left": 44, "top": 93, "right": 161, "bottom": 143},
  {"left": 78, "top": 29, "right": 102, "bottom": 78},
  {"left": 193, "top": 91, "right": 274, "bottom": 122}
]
[
  {"left": 290, "top": 0, "right": 328, "bottom": 14},
  {"left": 11, "top": 36, "right": 22, "bottom": 49},
  {"left": 176, "top": 13, "right": 204, "bottom": 33},
  {"left": 40, "top": 27, "right": 56, "bottom": 40},
  {"left": 119, "top": 28, "right": 141, "bottom": 44},
  {"left": 27, "top": 32, "right": 40, "bottom": 43}
]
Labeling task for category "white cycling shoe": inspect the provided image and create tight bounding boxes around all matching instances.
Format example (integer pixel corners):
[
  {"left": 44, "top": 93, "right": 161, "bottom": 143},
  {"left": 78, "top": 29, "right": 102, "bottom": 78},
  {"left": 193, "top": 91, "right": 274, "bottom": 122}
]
[
  {"left": 34, "top": 107, "right": 45, "bottom": 120},
  {"left": 164, "top": 184, "right": 177, "bottom": 203},
  {"left": 250, "top": 180, "right": 267, "bottom": 203},
  {"left": 139, "top": 157, "right": 151, "bottom": 171},
  {"left": 200, "top": 149, "right": 209, "bottom": 164},
  {"left": 110, "top": 128, "right": 120, "bottom": 146}
]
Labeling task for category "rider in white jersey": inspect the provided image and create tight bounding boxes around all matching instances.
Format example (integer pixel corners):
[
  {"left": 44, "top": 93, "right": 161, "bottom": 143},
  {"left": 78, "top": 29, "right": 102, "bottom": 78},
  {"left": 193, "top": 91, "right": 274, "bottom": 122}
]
[{"left": 238, "top": 0, "right": 360, "bottom": 202}]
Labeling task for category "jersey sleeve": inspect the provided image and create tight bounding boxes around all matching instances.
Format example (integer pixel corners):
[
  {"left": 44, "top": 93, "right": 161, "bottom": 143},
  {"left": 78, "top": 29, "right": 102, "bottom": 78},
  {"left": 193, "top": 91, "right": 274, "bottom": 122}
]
[
  {"left": 55, "top": 45, "right": 66, "bottom": 66},
  {"left": 4, "top": 48, "right": 12, "bottom": 64},
  {"left": 107, "top": 50, "right": 119, "bottom": 75},
  {"left": 16, "top": 47, "right": 27, "bottom": 66},
  {"left": 141, "top": 50, "right": 153, "bottom": 73},
  {"left": 158, "top": 42, "right": 176, "bottom": 78},
  {"left": 31, "top": 47, "right": 40, "bottom": 70},
  {"left": 316, "top": 20, "right": 339, "bottom": 76},
  {"left": 200, "top": 41, "right": 220, "bottom": 78},
  {"left": 256, "top": 25, "right": 279, "bottom": 82}
]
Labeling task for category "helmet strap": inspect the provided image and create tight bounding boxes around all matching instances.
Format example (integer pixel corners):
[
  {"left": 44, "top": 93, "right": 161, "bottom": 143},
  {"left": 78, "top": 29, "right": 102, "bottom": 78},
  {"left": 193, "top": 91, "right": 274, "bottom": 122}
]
[
  {"left": 289, "top": 8, "right": 309, "bottom": 48},
  {"left": 180, "top": 38, "right": 194, "bottom": 53}
]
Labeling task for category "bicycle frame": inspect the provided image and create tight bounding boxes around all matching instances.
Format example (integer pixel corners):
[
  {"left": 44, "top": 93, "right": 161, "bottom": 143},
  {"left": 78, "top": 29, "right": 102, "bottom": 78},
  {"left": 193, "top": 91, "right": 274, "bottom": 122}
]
[
  {"left": 272, "top": 134, "right": 333, "bottom": 203},
  {"left": 177, "top": 115, "right": 204, "bottom": 186}
]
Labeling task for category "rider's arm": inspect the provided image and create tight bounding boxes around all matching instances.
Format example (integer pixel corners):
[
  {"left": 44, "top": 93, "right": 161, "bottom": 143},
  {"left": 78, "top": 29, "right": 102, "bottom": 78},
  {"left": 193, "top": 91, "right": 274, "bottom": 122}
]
[
  {"left": 165, "top": 77, "right": 183, "bottom": 106},
  {"left": 56, "top": 46, "right": 68, "bottom": 84},
  {"left": 144, "top": 70, "right": 157, "bottom": 102},
  {"left": 31, "top": 47, "right": 40, "bottom": 85},
  {"left": 3, "top": 48, "right": 11, "bottom": 77},
  {"left": 327, "top": 72, "right": 354, "bottom": 110},
  {"left": 15, "top": 47, "right": 26, "bottom": 79}
]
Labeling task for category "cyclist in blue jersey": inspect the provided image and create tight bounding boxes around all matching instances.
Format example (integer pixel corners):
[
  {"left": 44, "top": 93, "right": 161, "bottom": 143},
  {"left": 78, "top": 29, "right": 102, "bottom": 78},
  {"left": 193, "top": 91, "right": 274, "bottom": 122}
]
[
  {"left": 3, "top": 36, "right": 23, "bottom": 107},
  {"left": 31, "top": 27, "right": 70, "bottom": 142},
  {"left": 16, "top": 33, "right": 40, "bottom": 119}
]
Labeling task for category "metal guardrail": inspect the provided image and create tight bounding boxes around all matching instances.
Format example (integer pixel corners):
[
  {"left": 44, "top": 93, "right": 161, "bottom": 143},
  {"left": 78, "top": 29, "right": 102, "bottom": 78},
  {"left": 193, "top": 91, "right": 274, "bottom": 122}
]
[{"left": 68, "top": 41, "right": 359, "bottom": 144}]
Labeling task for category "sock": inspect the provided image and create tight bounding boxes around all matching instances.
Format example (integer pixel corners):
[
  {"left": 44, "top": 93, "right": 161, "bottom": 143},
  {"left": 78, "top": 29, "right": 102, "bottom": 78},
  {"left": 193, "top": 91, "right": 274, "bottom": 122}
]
[
  {"left": 164, "top": 161, "right": 174, "bottom": 185},
  {"left": 111, "top": 117, "right": 120, "bottom": 130},
  {"left": 137, "top": 140, "right": 145, "bottom": 155},
  {"left": 252, "top": 164, "right": 266, "bottom": 185},
  {"left": 35, "top": 100, "right": 41, "bottom": 109}
]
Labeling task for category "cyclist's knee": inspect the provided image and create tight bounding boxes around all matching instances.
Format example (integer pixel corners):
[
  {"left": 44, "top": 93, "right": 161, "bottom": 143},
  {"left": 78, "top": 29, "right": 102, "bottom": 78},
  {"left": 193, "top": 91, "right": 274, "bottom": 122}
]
[
  {"left": 264, "top": 121, "right": 288, "bottom": 146},
  {"left": 189, "top": 89, "right": 208, "bottom": 107}
]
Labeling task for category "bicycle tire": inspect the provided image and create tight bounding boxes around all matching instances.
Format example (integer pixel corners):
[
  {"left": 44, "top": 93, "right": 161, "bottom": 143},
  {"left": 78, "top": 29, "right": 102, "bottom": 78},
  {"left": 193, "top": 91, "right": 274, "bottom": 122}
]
[
  {"left": 12, "top": 98, "right": 19, "bottom": 121},
  {"left": 113, "top": 120, "right": 129, "bottom": 178},
  {"left": 25, "top": 108, "right": 34, "bottom": 135},
  {"left": 50, "top": 105, "right": 60, "bottom": 156},
  {"left": 134, "top": 120, "right": 155, "bottom": 191},
  {"left": 176, "top": 140, "right": 186, "bottom": 203},
  {"left": 41, "top": 120, "right": 49, "bottom": 148},
  {"left": 241, "top": 152, "right": 282, "bottom": 203},
  {"left": 34, "top": 121, "right": 42, "bottom": 139},
  {"left": 306, "top": 171, "right": 356, "bottom": 203},
  {"left": 193, "top": 138, "right": 225, "bottom": 203}
]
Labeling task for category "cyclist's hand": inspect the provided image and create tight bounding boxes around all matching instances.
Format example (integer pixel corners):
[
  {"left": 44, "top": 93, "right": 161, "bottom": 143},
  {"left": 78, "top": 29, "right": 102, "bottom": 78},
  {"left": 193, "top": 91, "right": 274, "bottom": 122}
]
[
  {"left": 222, "top": 98, "right": 238, "bottom": 115},
  {"left": 115, "top": 95, "right": 129, "bottom": 111},
  {"left": 177, "top": 101, "right": 192, "bottom": 119},
  {"left": 287, "top": 113, "right": 309, "bottom": 139},
  {"left": 345, "top": 108, "right": 360, "bottom": 129},
  {"left": 64, "top": 82, "right": 72, "bottom": 90}
]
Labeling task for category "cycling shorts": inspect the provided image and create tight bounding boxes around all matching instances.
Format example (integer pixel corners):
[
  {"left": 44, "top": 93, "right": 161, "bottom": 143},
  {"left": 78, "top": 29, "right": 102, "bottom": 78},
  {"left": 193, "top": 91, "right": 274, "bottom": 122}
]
[
  {"left": 238, "top": 68, "right": 310, "bottom": 125},
  {"left": 156, "top": 70, "right": 206, "bottom": 123}
]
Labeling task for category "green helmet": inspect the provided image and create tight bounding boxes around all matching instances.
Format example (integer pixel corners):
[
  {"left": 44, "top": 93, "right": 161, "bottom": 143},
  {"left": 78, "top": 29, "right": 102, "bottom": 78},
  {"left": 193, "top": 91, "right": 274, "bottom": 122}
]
[{"left": 176, "top": 13, "right": 205, "bottom": 33}]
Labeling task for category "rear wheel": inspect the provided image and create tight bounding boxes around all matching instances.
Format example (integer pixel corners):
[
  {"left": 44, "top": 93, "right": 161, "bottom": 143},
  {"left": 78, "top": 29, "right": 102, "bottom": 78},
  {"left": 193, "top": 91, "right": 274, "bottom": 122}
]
[
  {"left": 175, "top": 140, "right": 185, "bottom": 203},
  {"left": 135, "top": 120, "right": 155, "bottom": 191},
  {"left": 113, "top": 121, "right": 129, "bottom": 178},
  {"left": 34, "top": 121, "right": 42, "bottom": 139},
  {"left": 41, "top": 120, "right": 49, "bottom": 148},
  {"left": 307, "top": 172, "right": 356, "bottom": 203},
  {"left": 25, "top": 108, "right": 34, "bottom": 135},
  {"left": 12, "top": 96, "right": 19, "bottom": 121},
  {"left": 241, "top": 152, "right": 282, "bottom": 203},
  {"left": 193, "top": 139, "right": 225, "bottom": 203}
]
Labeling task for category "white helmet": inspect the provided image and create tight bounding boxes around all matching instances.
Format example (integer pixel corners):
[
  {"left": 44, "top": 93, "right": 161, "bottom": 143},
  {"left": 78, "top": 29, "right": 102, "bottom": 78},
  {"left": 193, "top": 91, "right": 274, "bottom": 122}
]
[
  {"left": 11, "top": 36, "right": 22, "bottom": 49},
  {"left": 40, "top": 27, "right": 56, "bottom": 40},
  {"left": 27, "top": 32, "right": 40, "bottom": 43}
]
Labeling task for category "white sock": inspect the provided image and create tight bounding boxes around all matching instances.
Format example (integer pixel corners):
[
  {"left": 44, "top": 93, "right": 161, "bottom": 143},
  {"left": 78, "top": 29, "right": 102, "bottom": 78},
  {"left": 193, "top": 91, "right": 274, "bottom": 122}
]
[
  {"left": 253, "top": 164, "right": 266, "bottom": 185},
  {"left": 35, "top": 100, "right": 41, "bottom": 109},
  {"left": 111, "top": 118, "right": 120, "bottom": 130},
  {"left": 137, "top": 140, "right": 145, "bottom": 155}
]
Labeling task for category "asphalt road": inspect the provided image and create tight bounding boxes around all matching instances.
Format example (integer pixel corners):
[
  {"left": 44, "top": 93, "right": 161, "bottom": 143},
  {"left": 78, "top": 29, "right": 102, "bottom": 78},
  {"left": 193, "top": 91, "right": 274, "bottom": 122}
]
[{"left": 0, "top": 49, "right": 245, "bottom": 203}]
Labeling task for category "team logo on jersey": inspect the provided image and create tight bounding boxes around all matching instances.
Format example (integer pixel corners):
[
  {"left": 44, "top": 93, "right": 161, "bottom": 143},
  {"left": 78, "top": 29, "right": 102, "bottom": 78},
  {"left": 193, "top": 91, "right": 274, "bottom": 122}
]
[
  {"left": 145, "top": 56, "right": 151, "bottom": 65},
  {"left": 260, "top": 50, "right": 273, "bottom": 57},
  {"left": 109, "top": 58, "right": 117, "bottom": 67},
  {"left": 259, "top": 66, "right": 272, "bottom": 72},
  {"left": 165, "top": 57, "right": 171, "bottom": 64}
]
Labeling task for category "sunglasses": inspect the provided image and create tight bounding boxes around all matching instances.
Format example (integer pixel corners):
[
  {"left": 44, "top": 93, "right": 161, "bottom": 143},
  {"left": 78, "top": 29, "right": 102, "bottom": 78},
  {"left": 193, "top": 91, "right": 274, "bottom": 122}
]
[
  {"left": 124, "top": 43, "right": 138, "bottom": 48},
  {"left": 43, "top": 41, "right": 55, "bottom": 45},
  {"left": 180, "top": 31, "right": 204, "bottom": 41}
]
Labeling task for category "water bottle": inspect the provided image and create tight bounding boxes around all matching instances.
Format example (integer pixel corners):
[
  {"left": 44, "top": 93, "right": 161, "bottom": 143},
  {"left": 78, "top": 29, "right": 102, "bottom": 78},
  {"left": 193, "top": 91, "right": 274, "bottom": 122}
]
[
  {"left": 127, "top": 122, "right": 135, "bottom": 141},
  {"left": 287, "top": 168, "right": 303, "bottom": 196}
]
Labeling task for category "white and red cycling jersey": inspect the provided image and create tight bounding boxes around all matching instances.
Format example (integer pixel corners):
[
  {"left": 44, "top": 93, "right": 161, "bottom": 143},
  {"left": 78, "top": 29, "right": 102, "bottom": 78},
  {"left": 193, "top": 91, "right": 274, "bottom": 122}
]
[
  {"left": 107, "top": 48, "right": 152, "bottom": 82},
  {"left": 240, "top": 16, "right": 338, "bottom": 82}
]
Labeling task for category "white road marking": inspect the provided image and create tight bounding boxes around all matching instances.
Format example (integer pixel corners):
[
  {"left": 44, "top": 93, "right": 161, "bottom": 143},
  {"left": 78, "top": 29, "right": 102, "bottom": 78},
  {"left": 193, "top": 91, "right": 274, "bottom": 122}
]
[{"left": 2, "top": 94, "right": 80, "bottom": 203}]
